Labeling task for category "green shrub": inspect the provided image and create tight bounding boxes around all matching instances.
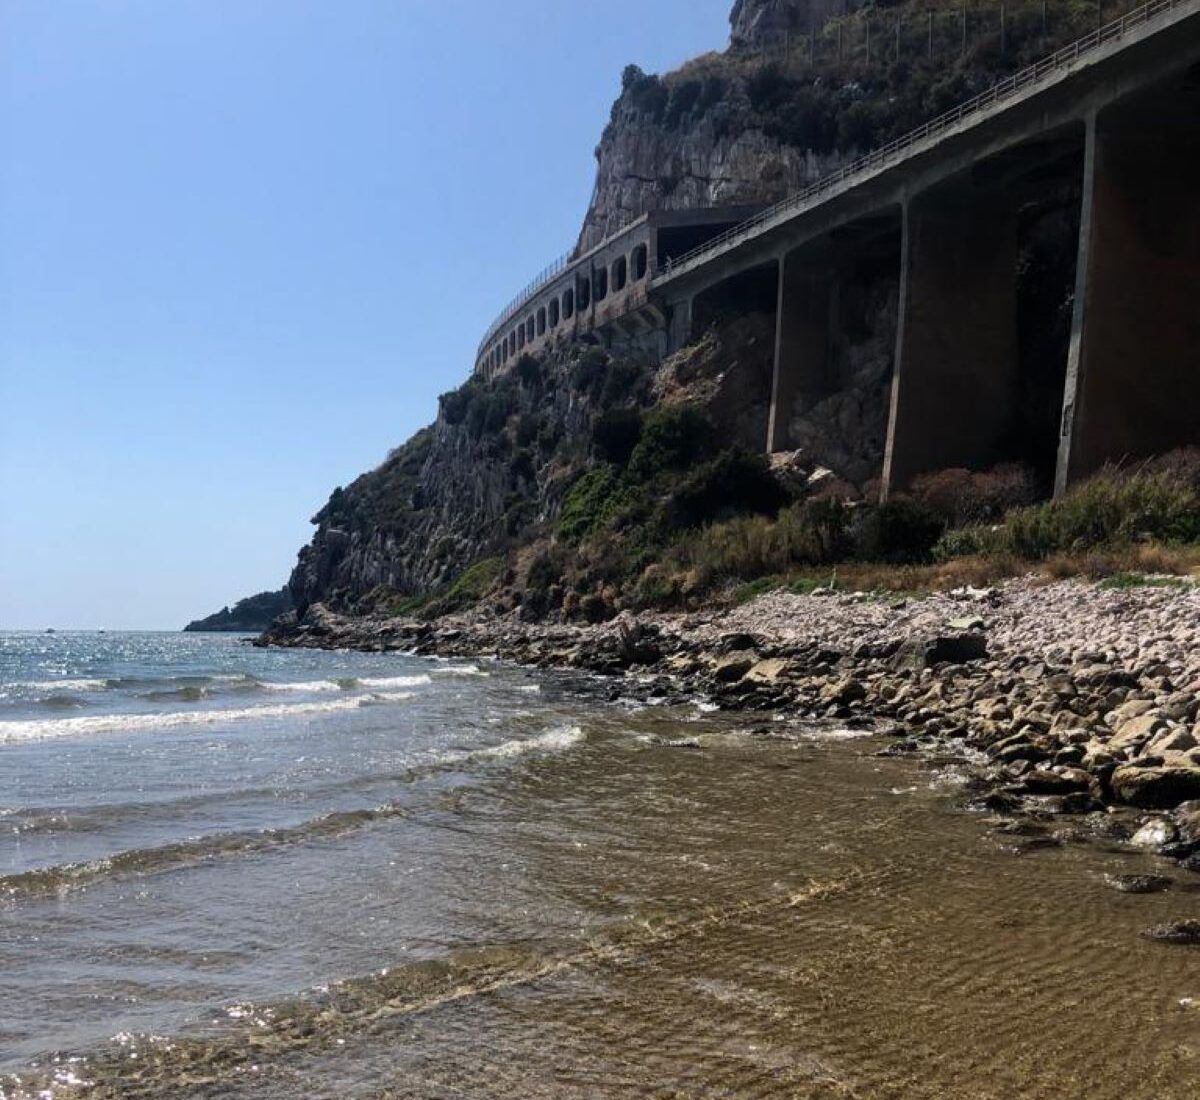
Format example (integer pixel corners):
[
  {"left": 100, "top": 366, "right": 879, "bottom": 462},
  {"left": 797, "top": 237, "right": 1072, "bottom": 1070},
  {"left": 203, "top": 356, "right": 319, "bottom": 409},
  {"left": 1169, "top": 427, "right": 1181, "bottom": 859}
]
[
  {"left": 441, "top": 557, "right": 504, "bottom": 612},
  {"left": 591, "top": 407, "right": 644, "bottom": 466},
  {"left": 932, "top": 464, "right": 1200, "bottom": 562},
  {"left": 438, "top": 379, "right": 479, "bottom": 426},
  {"left": 558, "top": 467, "right": 632, "bottom": 542},
  {"left": 632, "top": 563, "right": 689, "bottom": 609},
  {"left": 599, "top": 359, "right": 646, "bottom": 405},
  {"left": 570, "top": 348, "right": 610, "bottom": 394},
  {"left": 621, "top": 65, "right": 669, "bottom": 122},
  {"left": 667, "top": 448, "right": 786, "bottom": 528},
  {"left": 514, "top": 413, "right": 541, "bottom": 448},
  {"left": 536, "top": 421, "right": 562, "bottom": 455},
  {"left": 1144, "top": 447, "right": 1200, "bottom": 494},
  {"left": 1005, "top": 470, "right": 1200, "bottom": 558},
  {"left": 777, "top": 496, "right": 852, "bottom": 564},
  {"left": 510, "top": 447, "right": 535, "bottom": 483},
  {"left": 628, "top": 404, "right": 717, "bottom": 481},
  {"left": 852, "top": 498, "right": 946, "bottom": 564},
  {"left": 514, "top": 354, "right": 542, "bottom": 389},
  {"left": 667, "top": 496, "right": 850, "bottom": 591},
  {"left": 932, "top": 524, "right": 1009, "bottom": 561},
  {"left": 465, "top": 386, "right": 516, "bottom": 439}
]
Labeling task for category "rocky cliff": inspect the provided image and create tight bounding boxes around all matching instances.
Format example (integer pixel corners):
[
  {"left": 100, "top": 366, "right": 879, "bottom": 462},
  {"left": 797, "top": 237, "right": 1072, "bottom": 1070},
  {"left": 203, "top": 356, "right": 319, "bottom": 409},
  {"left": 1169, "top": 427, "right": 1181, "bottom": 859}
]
[
  {"left": 289, "top": 347, "right": 636, "bottom": 614},
  {"left": 730, "top": 0, "right": 861, "bottom": 50},
  {"left": 579, "top": 0, "right": 861, "bottom": 250},
  {"left": 283, "top": 0, "right": 1097, "bottom": 620},
  {"left": 577, "top": 0, "right": 1094, "bottom": 250}
]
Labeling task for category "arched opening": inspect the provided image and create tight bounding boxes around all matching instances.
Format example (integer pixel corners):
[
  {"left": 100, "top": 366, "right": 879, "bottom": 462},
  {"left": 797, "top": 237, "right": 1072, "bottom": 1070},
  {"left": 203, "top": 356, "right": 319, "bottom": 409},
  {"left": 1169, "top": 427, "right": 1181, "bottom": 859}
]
[
  {"left": 563, "top": 288, "right": 574, "bottom": 319},
  {"left": 632, "top": 243, "right": 648, "bottom": 281},
  {"left": 537, "top": 307, "right": 547, "bottom": 335},
  {"left": 549, "top": 298, "right": 560, "bottom": 327},
  {"left": 578, "top": 276, "right": 591, "bottom": 311},
  {"left": 612, "top": 255, "right": 628, "bottom": 292},
  {"left": 527, "top": 316, "right": 536, "bottom": 343},
  {"left": 517, "top": 326, "right": 525, "bottom": 350},
  {"left": 595, "top": 266, "right": 608, "bottom": 301}
]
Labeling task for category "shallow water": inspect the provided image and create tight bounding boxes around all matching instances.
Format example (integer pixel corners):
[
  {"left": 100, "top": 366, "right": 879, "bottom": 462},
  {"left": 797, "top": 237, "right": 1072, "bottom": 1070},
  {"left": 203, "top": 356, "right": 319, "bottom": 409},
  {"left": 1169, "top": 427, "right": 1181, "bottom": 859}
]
[{"left": 1, "top": 632, "right": 1198, "bottom": 1098}]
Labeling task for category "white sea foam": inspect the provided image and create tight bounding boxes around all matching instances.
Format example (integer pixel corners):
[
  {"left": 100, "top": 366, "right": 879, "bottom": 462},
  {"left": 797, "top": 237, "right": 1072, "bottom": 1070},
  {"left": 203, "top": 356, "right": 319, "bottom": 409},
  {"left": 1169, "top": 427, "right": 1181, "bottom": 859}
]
[
  {"left": 434, "top": 665, "right": 488, "bottom": 678},
  {"left": 475, "top": 724, "right": 584, "bottom": 759},
  {"left": 800, "top": 727, "right": 877, "bottom": 742},
  {"left": 258, "top": 674, "right": 431, "bottom": 694},
  {"left": 359, "top": 674, "right": 432, "bottom": 689},
  {"left": 0, "top": 694, "right": 417, "bottom": 745},
  {"left": 258, "top": 679, "right": 348, "bottom": 693},
  {"left": 10, "top": 679, "right": 108, "bottom": 693}
]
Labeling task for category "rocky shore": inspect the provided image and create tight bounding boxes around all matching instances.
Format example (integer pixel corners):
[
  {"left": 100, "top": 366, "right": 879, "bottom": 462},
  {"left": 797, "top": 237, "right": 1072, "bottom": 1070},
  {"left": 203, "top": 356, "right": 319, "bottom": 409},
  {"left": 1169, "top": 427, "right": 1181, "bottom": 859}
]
[{"left": 260, "top": 576, "right": 1200, "bottom": 927}]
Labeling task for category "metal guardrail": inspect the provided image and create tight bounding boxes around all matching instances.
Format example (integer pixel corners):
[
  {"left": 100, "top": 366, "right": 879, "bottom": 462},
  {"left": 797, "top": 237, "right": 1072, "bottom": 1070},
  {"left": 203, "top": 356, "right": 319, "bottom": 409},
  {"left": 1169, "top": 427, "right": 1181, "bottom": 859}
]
[
  {"left": 657, "top": 0, "right": 1191, "bottom": 282},
  {"left": 476, "top": 251, "right": 570, "bottom": 356},
  {"left": 476, "top": 210, "right": 642, "bottom": 358}
]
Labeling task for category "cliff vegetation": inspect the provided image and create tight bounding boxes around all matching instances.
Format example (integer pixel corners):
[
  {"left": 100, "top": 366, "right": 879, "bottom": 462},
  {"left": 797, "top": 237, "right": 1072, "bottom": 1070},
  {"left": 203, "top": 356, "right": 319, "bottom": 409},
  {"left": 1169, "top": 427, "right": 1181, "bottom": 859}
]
[
  {"left": 280, "top": 0, "right": 1199, "bottom": 627},
  {"left": 184, "top": 588, "right": 293, "bottom": 633}
]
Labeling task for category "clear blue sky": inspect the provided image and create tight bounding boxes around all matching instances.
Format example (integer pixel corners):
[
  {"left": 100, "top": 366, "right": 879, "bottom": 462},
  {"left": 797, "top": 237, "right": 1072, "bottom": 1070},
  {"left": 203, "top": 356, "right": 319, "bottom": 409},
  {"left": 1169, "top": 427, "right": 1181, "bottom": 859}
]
[{"left": 0, "top": 0, "right": 732, "bottom": 630}]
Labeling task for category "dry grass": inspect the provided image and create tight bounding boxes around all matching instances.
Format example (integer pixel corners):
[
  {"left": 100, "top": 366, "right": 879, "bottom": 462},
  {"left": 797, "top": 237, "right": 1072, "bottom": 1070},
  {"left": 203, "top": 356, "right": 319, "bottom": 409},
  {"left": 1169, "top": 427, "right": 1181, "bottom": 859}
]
[{"left": 728, "top": 544, "right": 1200, "bottom": 603}]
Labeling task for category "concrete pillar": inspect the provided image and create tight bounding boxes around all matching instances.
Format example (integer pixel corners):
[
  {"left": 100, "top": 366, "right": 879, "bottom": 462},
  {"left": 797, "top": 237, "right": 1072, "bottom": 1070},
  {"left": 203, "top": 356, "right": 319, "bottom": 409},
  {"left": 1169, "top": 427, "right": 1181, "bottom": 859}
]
[
  {"left": 1055, "top": 102, "right": 1200, "bottom": 492},
  {"left": 767, "top": 252, "right": 835, "bottom": 453},
  {"left": 883, "top": 187, "right": 1021, "bottom": 493},
  {"left": 667, "top": 296, "right": 693, "bottom": 355}
]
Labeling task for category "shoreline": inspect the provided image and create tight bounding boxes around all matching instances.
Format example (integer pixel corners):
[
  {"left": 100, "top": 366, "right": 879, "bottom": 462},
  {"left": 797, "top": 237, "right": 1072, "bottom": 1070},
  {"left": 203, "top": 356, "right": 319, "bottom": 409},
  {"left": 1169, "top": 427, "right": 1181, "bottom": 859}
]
[{"left": 259, "top": 575, "right": 1200, "bottom": 893}]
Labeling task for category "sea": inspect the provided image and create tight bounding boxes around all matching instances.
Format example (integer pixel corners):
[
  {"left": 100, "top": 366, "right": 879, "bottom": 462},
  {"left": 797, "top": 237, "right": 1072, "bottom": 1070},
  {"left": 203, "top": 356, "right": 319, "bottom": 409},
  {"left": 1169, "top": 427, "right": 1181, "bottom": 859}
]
[{"left": 0, "top": 631, "right": 1197, "bottom": 1098}]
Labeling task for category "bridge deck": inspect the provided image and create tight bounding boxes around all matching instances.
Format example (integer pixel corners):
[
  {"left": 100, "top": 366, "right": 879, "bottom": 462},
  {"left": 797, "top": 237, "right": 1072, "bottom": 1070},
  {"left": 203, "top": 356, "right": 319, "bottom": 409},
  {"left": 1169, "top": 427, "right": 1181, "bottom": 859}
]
[{"left": 652, "top": 0, "right": 1200, "bottom": 295}]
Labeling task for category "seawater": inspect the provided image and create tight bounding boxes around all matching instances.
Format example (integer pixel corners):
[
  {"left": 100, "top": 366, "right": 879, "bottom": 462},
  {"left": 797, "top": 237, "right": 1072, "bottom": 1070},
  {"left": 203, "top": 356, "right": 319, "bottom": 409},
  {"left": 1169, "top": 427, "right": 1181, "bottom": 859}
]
[{"left": 1, "top": 631, "right": 1198, "bottom": 1098}]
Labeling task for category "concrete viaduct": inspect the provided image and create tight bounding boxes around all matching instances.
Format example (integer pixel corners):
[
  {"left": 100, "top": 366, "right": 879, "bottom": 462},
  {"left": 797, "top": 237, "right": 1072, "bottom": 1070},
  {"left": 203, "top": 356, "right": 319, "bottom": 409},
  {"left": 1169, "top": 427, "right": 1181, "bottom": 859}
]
[{"left": 476, "top": 0, "right": 1200, "bottom": 497}]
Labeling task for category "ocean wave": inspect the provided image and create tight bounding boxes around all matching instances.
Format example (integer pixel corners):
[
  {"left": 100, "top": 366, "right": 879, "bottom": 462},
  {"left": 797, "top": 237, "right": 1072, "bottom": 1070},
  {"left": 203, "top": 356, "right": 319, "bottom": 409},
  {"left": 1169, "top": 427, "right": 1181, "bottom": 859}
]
[
  {"left": 0, "top": 805, "right": 406, "bottom": 898},
  {"left": 6, "top": 678, "right": 109, "bottom": 693},
  {"left": 473, "top": 724, "right": 584, "bottom": 759},
  {"left": 0, "top": 693, "right": 418, "bottom": 745},
  {"left": 434, "top": 664, "right": 488, "bottom": 677},
  {"left": 257, "top": 678, "right": 354, "bottom": 693},
  {"left": 36, "top": 694, "right": 90, "bottom": 709},
  {"left": 360, "top": 674, "right": 433, "bottom": 689},
  {"left": 0, "top": 725, "right": 584, "bottom": 896},
  {"left": 257, "top": 673, "right": 431, "bottom": 693},
  {"left": 139, "top": 685, "right": 210, "bottom": 703}
]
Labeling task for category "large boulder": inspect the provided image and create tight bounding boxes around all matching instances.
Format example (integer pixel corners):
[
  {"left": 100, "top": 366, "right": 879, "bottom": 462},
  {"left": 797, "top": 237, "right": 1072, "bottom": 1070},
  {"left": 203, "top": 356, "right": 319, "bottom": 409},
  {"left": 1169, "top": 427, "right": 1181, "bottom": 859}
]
[
  {"left": 712, "top": 651, "right": 756, "bottom": 683},
  {"left": 893, "top": 632, "right": 988, "bottom": 670},
  {"left": 1108, "top": 714, "right": 1166, "bottom": 754},
  {"left": 1111, "top": 763, "right": 1200, "bottom": 810}
]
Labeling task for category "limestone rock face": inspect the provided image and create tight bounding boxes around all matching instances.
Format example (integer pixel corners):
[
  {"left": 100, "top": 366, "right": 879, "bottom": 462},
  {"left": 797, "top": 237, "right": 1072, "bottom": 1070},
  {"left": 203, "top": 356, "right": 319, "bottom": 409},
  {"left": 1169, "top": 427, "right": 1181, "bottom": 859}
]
[
  {"left": 730, "top": 0, "right": 862, "bottom": 50},
  {"left": 580, "top": 115, "right": 838, "bottom": 253}
]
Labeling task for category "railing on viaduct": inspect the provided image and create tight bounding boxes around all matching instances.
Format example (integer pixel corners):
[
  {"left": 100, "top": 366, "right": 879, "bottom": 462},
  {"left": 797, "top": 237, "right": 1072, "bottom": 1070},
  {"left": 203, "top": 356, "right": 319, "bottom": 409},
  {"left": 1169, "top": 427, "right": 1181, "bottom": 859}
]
[
  {"left": 658, "top": 0, "right": 1191, "bottom": 281},
  {"left": 476, "top": 0, "right": 1189, "bottom": 362}
]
